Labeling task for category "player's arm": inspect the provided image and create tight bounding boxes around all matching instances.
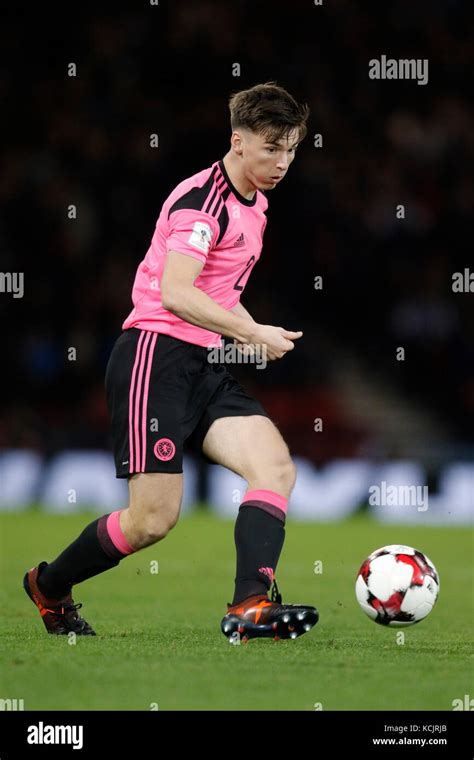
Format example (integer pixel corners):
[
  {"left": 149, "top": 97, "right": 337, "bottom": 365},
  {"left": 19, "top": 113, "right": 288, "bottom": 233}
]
[
  {"left": 161, "top": 251, "right": 256, "bottom": 344},
  {"left": 231, "top": 301, "right": 256, "bottom": 323},
  {"left": 163, "top": 210, "right": 302, "bottom": 359},
  {"left": 230, "top": 301, "right": 258, "bottom": 355},
  {"left": 161, "top": 252, "right": 302, "bottom": 359}
]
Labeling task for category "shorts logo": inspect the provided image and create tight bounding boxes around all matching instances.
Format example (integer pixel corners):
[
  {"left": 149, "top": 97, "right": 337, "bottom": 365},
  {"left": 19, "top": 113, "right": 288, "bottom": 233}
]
[{"left": 153, "top": 438, "right": 176, "bottom": 461}]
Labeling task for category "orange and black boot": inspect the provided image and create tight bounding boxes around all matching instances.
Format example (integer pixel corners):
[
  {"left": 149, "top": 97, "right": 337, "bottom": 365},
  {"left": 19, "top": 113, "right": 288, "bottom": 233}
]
[
  {"left": 23, "top": 561, "right": 96, "bottom": 635},
  {"left": 221, "top": 578, "right": 318, "bottom": 643}
]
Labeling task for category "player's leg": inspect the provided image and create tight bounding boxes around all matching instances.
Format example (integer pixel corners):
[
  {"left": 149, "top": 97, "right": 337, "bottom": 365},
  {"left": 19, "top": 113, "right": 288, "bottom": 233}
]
[
  {"left": 23, "top": 472, "right": 183, "bottom": 635},
  {"left": 120, "top": 472, "right": 183, "bottom": 548},
  {"left": 24, "top": 328, "right": 191, "bottom": 635},
  {"left": 202, "top": 414, "right": 296, "bottom": 603},
  {"left": 202, "top": 414, "right": 296, "bottom": 495},
  {"left": 202, "top": 413, "right": 319, "bottom": 641},
  {"left": 36, "top": 472, "right": 182, "bottom": 596}
]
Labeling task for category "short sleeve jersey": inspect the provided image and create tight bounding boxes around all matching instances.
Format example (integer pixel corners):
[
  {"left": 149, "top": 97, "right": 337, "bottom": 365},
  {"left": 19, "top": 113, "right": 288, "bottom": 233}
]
[{"left": 122, "top": 159, "right": 268, "bottom": 347}]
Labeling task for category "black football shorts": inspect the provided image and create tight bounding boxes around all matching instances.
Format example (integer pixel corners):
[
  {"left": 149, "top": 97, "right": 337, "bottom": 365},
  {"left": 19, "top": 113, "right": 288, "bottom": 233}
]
[{"left": 104, "top": 328, "right": 270, "bottom": 477}]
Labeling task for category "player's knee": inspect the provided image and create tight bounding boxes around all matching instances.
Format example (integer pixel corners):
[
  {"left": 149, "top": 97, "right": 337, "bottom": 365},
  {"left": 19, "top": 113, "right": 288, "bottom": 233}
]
[
  {"left": 257, "top": 452, "right": 296, "bottom": 497},
  {"left": 278, "top": 456, "right": 297, "bottom": 494},
  {"left": 142, "top": 518, "right": 175, "bottom": 545},
  {"left": 139, "top": 512, "right": 179, "bottom": 546},
  {"left": 129, "top": 498, "right": 181, "bottom": 547}
]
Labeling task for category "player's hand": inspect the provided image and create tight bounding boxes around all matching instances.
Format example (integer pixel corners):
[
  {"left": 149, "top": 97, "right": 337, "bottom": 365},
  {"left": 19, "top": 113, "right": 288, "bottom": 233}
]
[
  {"left": 233, "top": 340, "right": 257, "bottom": 357},
  {"left": 247, "top": 324, "right": 303, "bottom": 361}
]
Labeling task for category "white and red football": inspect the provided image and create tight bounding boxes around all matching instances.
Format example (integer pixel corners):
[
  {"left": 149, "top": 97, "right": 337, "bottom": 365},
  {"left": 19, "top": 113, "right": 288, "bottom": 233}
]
[{"left": 355, "top": 544, "right": 439, "bottom": 626}]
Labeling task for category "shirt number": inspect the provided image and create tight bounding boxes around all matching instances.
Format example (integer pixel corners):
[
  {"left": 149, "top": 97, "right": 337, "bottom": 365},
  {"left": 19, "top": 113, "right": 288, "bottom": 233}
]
[{"left": 233, "top": 256, "right": 256, "bottom": 292}]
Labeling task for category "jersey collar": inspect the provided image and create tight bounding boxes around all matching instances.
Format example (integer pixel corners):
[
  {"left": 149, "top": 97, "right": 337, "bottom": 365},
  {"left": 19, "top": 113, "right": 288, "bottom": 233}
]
[{"left": 218, "top": 159, "right": 257, "bottom": 207}]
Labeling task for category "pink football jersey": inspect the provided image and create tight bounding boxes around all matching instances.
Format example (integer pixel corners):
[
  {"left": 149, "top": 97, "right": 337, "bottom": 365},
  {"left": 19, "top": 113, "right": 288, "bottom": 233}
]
[{"left": 122, "top": 159, "right": 268, "bottom": 347}]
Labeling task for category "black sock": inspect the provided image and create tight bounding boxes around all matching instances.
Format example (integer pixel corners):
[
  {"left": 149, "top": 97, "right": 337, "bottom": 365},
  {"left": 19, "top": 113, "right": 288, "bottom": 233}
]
[
  {"left": 37, "top": 513, "right": 133, "bottom": 599},
  {"left": 232, "top": 502, "right": 285, "bottom": 605}
]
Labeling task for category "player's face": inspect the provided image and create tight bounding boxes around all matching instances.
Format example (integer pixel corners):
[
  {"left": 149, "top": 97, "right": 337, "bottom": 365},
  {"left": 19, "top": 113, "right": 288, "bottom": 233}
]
[{"left": 241, "top": 129, "right": 299, "bottom": 190}]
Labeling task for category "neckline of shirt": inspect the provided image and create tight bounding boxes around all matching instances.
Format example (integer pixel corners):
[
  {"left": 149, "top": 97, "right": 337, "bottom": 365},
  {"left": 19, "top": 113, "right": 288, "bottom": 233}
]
[{"left": 217, "top": 159, "right": 257, "bottom": 207}]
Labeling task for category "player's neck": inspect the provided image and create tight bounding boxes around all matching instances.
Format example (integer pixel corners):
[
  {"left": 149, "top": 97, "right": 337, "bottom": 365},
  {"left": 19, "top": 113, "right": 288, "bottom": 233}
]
[{"left": 221, "top": 152, "right": 256, "bottom": 202}]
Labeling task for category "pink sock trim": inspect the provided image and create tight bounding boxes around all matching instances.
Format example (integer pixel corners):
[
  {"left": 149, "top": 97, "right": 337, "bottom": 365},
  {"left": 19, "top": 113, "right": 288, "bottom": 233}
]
[
  {"left": 106, "top": 510, "right": 135, "bottom": 555},
  {"left": 242, "top": 489, "right": 288, "bottom": 515}
]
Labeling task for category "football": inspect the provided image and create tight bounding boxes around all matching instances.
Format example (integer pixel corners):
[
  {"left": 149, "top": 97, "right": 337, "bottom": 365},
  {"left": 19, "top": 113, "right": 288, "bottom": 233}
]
[{"left": 355, "top": 544, "right": 439, "bottom": 626}]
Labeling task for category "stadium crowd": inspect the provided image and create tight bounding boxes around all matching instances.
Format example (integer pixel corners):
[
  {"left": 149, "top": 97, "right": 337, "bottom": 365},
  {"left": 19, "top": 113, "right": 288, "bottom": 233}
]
[{"left": 1, "top": 0, "right": 472, "bottom": 463}]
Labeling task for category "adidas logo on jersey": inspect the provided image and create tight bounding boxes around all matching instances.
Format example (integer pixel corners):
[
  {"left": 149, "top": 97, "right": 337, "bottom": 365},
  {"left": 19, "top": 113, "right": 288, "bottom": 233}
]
[{"left": 233, "top": 232, "right": 245, "bottom": 247}]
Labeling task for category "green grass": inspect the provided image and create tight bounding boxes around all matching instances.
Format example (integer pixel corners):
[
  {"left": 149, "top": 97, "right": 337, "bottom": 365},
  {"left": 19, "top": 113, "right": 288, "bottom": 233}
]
[{"left": 1, "top": 509, "right": 472, "bottom": 710}]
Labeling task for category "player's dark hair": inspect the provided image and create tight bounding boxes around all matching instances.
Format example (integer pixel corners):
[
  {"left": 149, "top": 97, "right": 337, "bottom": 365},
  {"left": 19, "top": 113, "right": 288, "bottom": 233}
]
[{"left": 228, "top": 81, "right": 309, "bottom": 144}]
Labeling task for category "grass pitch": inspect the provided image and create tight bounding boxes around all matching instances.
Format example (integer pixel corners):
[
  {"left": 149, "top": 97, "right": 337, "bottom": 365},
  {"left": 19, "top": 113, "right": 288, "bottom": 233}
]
[{"left": 1, "top": 508, "right": 472, "bottom": 710}]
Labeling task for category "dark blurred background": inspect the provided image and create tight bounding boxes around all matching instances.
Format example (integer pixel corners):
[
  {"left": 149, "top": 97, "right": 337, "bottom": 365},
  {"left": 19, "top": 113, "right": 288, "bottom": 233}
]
[{"left": 1, "top": 0, "right": 473, "bottom": 470}]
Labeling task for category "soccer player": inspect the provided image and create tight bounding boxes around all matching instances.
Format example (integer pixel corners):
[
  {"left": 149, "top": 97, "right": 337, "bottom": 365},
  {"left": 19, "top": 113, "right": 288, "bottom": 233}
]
[{"left": 24, "top": 82, "right": 319, "bottom": 642}]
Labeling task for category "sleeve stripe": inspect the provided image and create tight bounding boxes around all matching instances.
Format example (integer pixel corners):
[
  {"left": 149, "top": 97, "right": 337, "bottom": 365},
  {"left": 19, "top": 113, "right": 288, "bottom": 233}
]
[{"left": 167, "top": 164, "right": 230, "bottom": 248}]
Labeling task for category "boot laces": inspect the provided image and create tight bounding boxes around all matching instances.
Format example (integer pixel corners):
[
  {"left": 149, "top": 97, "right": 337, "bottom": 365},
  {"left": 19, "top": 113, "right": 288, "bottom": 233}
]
[
  {"left": 61, "top": 602, "right": 89, "bottom": 632},
  {"left": 64, "top": 602, "right": 83, "bottom": 615},
  {"left": 271, "top": 579, "right": 282, "bottom": 604},
  {"left": 48, "top": 601, "right": 82, "bottom": 617}
]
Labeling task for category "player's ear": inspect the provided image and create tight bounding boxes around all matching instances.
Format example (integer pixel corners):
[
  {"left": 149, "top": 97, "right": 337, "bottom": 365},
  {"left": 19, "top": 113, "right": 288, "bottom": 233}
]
[{"left": 231, "top": 130, "right": 244, "bottom": 155}]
